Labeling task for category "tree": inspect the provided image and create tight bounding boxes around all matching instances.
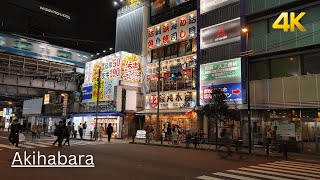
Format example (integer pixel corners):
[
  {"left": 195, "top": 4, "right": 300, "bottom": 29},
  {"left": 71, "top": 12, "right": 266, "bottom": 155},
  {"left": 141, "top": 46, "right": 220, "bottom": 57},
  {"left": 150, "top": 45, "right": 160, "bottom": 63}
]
[{"left": 201, "top": 85, "right": 240, "bottom": 148}]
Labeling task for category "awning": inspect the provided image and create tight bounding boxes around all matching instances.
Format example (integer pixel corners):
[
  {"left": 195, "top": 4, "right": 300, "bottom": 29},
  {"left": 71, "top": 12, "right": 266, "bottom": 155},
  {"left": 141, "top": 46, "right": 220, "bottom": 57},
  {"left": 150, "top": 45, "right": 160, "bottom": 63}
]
[
  {"left": 136, "top": 109, "right": 194, "bottom": 115},
  {"left": 70, "top": 112, "right": 124, "bottom": 117}
]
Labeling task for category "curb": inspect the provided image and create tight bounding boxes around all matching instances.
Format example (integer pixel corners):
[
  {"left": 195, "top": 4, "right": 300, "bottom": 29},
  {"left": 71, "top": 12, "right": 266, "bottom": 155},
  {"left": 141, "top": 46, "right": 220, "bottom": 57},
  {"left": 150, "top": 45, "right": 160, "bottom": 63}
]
[{"left": 129, "top": 142, "right": 289, "bottom": 160}]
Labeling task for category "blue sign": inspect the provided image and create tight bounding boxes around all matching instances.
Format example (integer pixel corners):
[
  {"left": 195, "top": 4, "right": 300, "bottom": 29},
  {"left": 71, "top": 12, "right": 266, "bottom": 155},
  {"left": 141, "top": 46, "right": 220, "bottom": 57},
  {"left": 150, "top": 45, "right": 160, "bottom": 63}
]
[
  {"left": 82, "top": 86, "right": 92, "bottom": 102},
  {"left": 201, "top": 82, "right": 242, "bottom": 103}
]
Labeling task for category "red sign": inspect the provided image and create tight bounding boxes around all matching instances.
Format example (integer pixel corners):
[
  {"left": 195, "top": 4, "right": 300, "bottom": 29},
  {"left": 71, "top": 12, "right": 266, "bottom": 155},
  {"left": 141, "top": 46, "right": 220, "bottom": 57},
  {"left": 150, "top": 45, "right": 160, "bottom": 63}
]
[
  {"left": 180, "top": 18, "right": 187, "bottom": 26},
  {"left": 163, "top": 23, "right": 169, "bottom": 33},
  {"left": 232, "top": 89, "right": 241, "bottom": 95},
  {"left": 180, "top": 30, "right": 187, "bottom": 39},
  {"left": 202, "top": 88, "right": 213, "bottom": 100},
  {"left": 149, "top": 94, "right": 158, "bottom": 108},
  {"left": 215, "top": 26, "right": 227, "bottom": 41},
  {"left": 148, "top": 29, "right": 155, "bottom": 37}
]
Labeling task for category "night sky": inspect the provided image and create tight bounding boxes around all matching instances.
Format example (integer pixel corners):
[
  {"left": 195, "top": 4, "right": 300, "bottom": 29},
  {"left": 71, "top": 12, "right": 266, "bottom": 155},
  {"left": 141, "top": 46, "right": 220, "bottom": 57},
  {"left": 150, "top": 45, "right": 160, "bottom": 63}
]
[{"left": 38, "top": 0, "right": 118, "bottom": 53}]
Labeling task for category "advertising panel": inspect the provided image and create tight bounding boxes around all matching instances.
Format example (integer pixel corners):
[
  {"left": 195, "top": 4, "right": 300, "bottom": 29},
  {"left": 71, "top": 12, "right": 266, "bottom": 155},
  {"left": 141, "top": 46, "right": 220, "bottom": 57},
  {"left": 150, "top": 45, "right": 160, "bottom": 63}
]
[
  {"left": 200, "top": 58, "right": 242, "bottom": 104},
  {"left": 200, "top": 18, "right": 240, "bottom": 50},
  {"left": 83, "top": 52, "right": 141, "bottom": 103},
  {"left": 148, "top": 11, "right": 197, "bottom": 50},
  {"left": 200, "top": 0, "right": 239, "bottom": 15},
  {"left": 43, "top": 94, "right": 50, "bottom": 105},
  {"left": 145, "top": 90, "right": 196, "bottom": 109},
  {"left": 151, "top": 0, "right": 190, "bottom": 16}
]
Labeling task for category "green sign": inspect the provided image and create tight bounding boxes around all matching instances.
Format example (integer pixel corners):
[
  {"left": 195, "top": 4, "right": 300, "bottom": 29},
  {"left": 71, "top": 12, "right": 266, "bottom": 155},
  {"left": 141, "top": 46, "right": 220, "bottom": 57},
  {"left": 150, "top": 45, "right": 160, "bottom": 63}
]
[{"left": 200, "top": 58, "right": 241, "bottom": 83}]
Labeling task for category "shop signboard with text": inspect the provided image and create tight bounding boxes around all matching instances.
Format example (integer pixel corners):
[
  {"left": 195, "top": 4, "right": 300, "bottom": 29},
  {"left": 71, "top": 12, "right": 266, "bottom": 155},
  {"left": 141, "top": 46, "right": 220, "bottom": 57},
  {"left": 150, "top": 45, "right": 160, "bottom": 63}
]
[
  {"left": 200, "top": 0, "right": 239, "bottom": 15},
  {"left": 200, "top": 18, "right": 240, "bottom": 50},
  {"left": 200, "top": 58, "right": 242, "bottom": 104},
  {"left": 148, "top": 10, "right": 197, "bottom": 50},
  {"left": 82, "top": 52, "right": 141, "bottom": 103},
  {"left": 145, "top": 90, "right": 196, "bottom": 109},
  {"left": 151, "top": 0, "right": 190, "bottom": 16}
]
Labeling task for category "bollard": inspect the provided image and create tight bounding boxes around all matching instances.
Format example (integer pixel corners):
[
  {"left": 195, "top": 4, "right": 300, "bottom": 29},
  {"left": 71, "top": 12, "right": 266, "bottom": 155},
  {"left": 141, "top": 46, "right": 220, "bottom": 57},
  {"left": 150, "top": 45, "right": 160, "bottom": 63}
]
[
  {"left": 132, "top": 133, "right": 135, "bottom": 143},
  {"left": 283, "top": 142, "right": 288, "bottom": 160}
]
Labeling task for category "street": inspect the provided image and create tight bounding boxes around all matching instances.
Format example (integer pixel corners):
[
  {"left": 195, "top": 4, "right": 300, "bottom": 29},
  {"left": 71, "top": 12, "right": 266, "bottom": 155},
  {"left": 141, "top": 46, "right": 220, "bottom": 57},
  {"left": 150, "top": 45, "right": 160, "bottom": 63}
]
[{"left": 0, "top": 134, "right": 319, "bottom": 180}]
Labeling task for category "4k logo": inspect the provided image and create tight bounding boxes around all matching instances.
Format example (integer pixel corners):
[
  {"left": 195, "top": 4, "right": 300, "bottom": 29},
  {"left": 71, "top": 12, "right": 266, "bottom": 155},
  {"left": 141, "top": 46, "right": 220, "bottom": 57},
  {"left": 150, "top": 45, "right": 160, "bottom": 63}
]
[{"left": 273, "top": 12, "right": 307, "bottom": 32}]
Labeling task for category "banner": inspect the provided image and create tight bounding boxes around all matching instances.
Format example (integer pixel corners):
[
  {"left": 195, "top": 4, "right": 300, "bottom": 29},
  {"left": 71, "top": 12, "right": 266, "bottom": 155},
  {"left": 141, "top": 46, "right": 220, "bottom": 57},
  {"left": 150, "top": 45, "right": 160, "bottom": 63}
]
[
  {"left": 200, "top": 18, "right": 240, "bottom": 50},
  {"left": 200, "top": 58, "right": 242, "bottom": 104},
  {"left": 200, "top": 0, "right": 239, "bottom": 14},
  {"left": 148, "top": 11, "right": 197, "bottom": 50},
  {"left": 145, "top": 90, "right": 196, "bottom": 109},
  {"left": 83, "top": 52, "right": 141, "bottom": 103}
]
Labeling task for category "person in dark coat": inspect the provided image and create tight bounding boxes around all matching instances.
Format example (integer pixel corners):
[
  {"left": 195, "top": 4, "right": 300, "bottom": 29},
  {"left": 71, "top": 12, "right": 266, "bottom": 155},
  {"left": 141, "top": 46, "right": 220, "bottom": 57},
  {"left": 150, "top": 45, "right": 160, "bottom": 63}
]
[
  {"left": 53, "top": 121, "right": 64, "bottom": 147},
  {"left": 9, "top": 119, "right": 20, "bottom": 147},
  {"left": 63, "top": 122, "right": 72, "bottom": 146},
  {"left": 106, "top": 123, "right": 113, "bottom": 143}
]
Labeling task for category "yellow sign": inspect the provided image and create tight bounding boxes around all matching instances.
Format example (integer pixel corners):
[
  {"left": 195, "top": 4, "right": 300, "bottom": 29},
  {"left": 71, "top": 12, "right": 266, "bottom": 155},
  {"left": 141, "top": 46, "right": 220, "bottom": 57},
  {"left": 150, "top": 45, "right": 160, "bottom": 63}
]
[
  {"left": 44, "top": 94, "right": 50, "bottom": 104},
  {"left": 273, "top": 12, "right": 306, "bottom": 32},
  {"left": 128, "top": 0, "right": 140, "bottom": 6}
]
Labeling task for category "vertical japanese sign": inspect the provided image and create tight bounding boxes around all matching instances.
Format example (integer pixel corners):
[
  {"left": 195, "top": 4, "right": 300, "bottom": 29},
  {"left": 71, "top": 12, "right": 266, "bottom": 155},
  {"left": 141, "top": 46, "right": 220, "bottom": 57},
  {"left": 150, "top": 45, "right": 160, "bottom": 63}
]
[{"left": 200, "top": 58, "right": 242, "bottom": 104}]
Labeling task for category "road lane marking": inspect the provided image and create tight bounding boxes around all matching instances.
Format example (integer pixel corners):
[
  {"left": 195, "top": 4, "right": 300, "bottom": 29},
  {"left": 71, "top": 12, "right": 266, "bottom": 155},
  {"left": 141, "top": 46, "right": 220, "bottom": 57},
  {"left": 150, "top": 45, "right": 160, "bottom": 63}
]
[
  {"left": 19, "top": 144, "right": 36, "bottom": 148},
  {"left": 227, "top": 169, "right": 291, "bottom": 180},
  {"left": 259, "top": 163, "right": 320, "bottom": 175},
  {"left": 0, "top": 144, "right": 19, "bottom": 149},
  {"left": 23, "top": 142, "right": 49, "bottom": 147},
  {"left": 280, "top": 160, "right": 320, "bottom": 168},
  {"left": 196, "top": 175, "right": 225, "bottom": 180},
  {"left": 269, "top": 161, "right": 320, "bottom": 170},
  {"left": 248, "top": 166, "right": 316, "bottom": 179},
  {"left": 213, "top": 172, "right": 260, "bottom": 180}
]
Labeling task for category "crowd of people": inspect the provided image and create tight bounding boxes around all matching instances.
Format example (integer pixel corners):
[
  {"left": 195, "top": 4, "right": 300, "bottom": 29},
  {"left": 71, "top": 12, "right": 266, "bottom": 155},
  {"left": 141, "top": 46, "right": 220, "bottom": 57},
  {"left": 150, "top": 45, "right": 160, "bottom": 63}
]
[{"left": 6, "top": 119, "right": 114, "bottom": 148}]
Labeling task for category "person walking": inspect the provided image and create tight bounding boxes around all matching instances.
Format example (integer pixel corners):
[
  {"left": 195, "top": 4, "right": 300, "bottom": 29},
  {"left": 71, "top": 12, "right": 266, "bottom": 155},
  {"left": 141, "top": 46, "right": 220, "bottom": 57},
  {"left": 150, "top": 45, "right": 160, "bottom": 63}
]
[
  {"left": 37, "top": 124, "right": 42, "bottom": 140},
  {"left": 167, "top": 123, "right": 172, "bottom": 144},
  {"left": 9, "top": 119, "right": 20, "bottom": 147},
  {"left": 98, "top": 123, "right": 104, "bottom": 141},
  {"left": 106, "top": 123, "right": 113, "bottom": 143},
  {"left": 43, "top": 122, "right": 47, "bottom": 135},
  {"left": 31, "top": 124, "right": 37, "bottom": 141},
  {"left": 83, "top": 122, "right": 87, "bottom": 137},
  {"left": 78, "top": 123, "right": 83, "bottom": 140},
  {"left": 53, "top": 121, "right": 64, "bottom": 147},
  {"left": 63, "top": 122, "right": 72, "bottom": 146},
  {"left": 71, "top": 123, "right": 76, "bottom": 139}
]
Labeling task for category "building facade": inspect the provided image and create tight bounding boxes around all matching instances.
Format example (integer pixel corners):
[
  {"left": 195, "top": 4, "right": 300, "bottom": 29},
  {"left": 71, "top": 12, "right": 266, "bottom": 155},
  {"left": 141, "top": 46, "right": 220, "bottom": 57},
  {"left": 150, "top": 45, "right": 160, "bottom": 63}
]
[
  {"left": 244, "top": 0, "right": 320, "bottom": 154},
  {"left": 137, "top": 0, "right": 199, "bottom": 136}
]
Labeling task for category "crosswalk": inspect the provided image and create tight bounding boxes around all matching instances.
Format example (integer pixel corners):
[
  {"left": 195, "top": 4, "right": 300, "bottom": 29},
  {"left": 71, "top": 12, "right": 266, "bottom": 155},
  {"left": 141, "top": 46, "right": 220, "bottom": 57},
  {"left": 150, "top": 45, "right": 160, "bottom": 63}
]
[
  {"left": 0, "top": 140, "right": 108, "bottom": 150},
  {"left": 196, "top": 160, "right": 320, "bottom": 180}
]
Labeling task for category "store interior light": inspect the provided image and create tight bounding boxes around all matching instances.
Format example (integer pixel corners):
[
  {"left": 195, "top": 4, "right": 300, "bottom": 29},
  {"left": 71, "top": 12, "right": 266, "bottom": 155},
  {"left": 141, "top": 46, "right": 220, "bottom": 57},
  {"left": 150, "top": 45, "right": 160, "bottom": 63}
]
[
  {"left": 113, "top": 1, "right": 118, "bottom": 6},
  {"left": 242, "top": 27, "right": 249, "bottom": 33},
  {"left": 103, "top": 50, "right": 106, "bottom": 53},
  {"left": 96, "top": 53, "right": 100, "bottom": 55},
  {"left": 7, "top": 101, "right": 13, "bottom": 105},
  {"left": 109, "top": 47, "right": 113, "bottom": 51}
]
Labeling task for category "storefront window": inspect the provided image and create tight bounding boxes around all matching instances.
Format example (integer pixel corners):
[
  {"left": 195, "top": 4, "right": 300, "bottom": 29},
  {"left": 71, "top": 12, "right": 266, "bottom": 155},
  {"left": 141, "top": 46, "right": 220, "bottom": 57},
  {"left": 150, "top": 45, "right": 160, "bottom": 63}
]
[
  {"left": 303, "top": 52, "right": 320, "bottom": 75},
  {"left": 250, "top": 61, "right": 270, "bottom": 80},
  {"left": 271, "top": 56, "right": 300, "bottom": 78}
]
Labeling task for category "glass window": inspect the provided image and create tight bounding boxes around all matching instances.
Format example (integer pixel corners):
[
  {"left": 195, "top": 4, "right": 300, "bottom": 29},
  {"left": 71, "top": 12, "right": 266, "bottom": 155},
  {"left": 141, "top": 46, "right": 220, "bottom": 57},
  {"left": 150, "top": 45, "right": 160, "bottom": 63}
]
[
  {"left": 271, "top": 56, "right": 300, "bottom": 78},
  {"left": 303, "top": 52, "right": 320, "bottom": 75},
  {"left": 250, "top": 61, "right": 270, "bottom": 80},
  {"left": 56, "top": 50, "right": 72, "bottom": 59}
]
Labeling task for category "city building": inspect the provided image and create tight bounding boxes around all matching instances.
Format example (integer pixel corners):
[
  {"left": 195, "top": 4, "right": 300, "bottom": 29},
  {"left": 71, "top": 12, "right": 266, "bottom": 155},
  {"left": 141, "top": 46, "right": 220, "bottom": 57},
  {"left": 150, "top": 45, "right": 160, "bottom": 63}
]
[
  {"left": 244, "top": 0, "right": 320, "bottom": 154},
  {"left": 137, "top": 0, "right": 198, "bottom": 135},
  {"left": 199, "top": 0, "right": 242, "bottom": 141}
]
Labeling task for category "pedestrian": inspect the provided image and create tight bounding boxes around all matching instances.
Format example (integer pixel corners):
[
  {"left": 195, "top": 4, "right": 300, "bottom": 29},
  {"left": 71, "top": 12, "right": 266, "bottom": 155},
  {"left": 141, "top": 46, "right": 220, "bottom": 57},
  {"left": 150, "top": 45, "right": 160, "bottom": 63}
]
[
  {"left": 63, "top": 122, "right": 72, "bottom": 146},
  {"left": 172, "top": 126, "right": 178, "bottom": 145},
  {"left": 149, "top": 124, "right": 154, "bottom": 143},
  {"left": 106, "top": 123, "right": 113, "bottom": 143},
  {"left": 98, "top": 123, "right": 104, "bottom": 141},
  {"left": 83, "top": 122, "right": 87, "bottom": 136},
  {"left": 9, "top": 119, "right": 20, "bottom": 147},
  {"left": 78, "top": 123, "right": 83, "bottom": 140},
  {"left": 167, "top": 122, "right": 172, "bottom": 144},
  {"left": 43, "top": 122, "right": 47, "bottom": 135},
  {"left": 71, "top": 123, "right": 76, "bottom": 139},
  {"left": 37, "top": 124, "right": 42, "bottom": 140},
  {"left": 145, "top": 125, "right": 150, "bottom": 143},
  {"left": 31, "top": 124, "right": 37, "bottom": 141},
  {"left": 53, "top": 121, "right": 64, "bottom": 147},
  {"left": 267, "top": 129, "right": 272, "bottom": 145}
]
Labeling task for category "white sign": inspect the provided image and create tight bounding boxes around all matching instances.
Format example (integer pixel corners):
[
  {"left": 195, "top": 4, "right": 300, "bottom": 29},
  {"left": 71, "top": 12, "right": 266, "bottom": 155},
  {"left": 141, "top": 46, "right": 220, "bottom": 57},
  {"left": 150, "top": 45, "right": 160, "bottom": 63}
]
[
  {"left": 200, "top": 0, "right": 239, "bottom": 14},
  {"left": 44, "top": 94, "right": 50, "bottom": 105},
  {"left": 39, "top": 6, "right": 71, "bottom": 19},
  {"left": 136, "top": 130, "right": 146, "bottom": 139},
  {"left": 147, "top": 10, "right": 197, "bottom": 49}
]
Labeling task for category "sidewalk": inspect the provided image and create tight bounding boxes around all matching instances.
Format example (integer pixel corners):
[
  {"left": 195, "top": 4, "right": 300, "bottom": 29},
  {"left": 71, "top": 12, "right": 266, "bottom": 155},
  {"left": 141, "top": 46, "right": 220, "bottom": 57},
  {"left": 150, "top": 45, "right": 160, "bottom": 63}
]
[{"left": 130, "top": 138, "right": 320, "bottom": 163}]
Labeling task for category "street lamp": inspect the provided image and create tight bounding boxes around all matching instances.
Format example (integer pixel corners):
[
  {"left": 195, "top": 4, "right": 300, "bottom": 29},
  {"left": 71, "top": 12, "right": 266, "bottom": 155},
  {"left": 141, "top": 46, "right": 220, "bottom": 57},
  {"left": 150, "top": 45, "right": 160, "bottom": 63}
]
[{"left": 241, "top": 27, "right": 252, "bottom": 153}]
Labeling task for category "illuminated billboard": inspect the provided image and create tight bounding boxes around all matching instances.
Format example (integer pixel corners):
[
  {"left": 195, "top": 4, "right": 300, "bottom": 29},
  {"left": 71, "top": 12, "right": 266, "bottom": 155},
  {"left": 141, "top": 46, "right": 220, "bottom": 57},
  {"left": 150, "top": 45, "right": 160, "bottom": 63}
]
[
  {"left": 200, "top": 58, "right": 242, "bottom": 104},
  {"left": 151, "top": 0, "right": 190, "bottom": 16},
  {"left": 82, "top": 52, "right": 141, "bottom": 103},
  {"left": 148, "top": 10, "right": 197, "bottom": 50},
  {"left": 200, "top": 0, "right": 239, "bottom": 14}
]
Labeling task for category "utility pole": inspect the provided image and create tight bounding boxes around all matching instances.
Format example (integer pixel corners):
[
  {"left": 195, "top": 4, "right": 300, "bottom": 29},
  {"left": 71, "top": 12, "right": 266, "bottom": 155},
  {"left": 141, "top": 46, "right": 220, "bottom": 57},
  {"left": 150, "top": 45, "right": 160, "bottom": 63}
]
[
  {"left": 94, "top": 68, "right": 101, "bottom": 141},
  {"left": 156, "top": 59, "right": 161, "bottom": 137}
]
